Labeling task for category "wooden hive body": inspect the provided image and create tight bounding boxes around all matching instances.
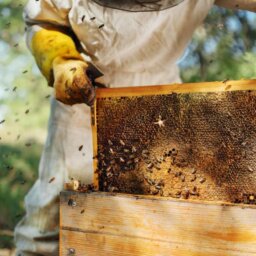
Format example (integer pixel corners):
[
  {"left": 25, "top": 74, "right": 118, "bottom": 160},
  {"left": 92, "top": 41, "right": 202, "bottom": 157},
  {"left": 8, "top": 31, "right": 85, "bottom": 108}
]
[
  {"left": 60, "top": 80, "right": 256, "bottom": 255},
  {"left": 60, "top": 192, "right": 256, "bottom": 255}
]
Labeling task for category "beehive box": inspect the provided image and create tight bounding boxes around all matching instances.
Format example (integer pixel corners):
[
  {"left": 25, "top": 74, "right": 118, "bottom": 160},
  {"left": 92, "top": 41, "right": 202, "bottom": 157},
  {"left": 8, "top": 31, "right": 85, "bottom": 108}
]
[
  {"left": 60, "top": 80, "right": 256, "bottom": 256},
  {"left": 60, "top": 191, "right": 256, "bottom": 256}
]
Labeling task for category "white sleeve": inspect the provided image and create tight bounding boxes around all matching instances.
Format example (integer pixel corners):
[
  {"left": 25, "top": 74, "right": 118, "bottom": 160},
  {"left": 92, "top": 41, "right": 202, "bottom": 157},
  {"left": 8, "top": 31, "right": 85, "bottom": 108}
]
[
  {"left": 215, "top": 0, "right": 256, "bottom": 12},
  {"left": 24, "top": 0, "right": 73, "bottom": 50},
  {"left": 24, "top": 0, "right": 72, "bottom": 26}
]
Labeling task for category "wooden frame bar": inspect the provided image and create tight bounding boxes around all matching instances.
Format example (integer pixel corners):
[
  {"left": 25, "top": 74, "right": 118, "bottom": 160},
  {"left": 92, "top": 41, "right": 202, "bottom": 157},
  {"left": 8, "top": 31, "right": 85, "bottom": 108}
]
[{"left": 95, "top": 79, "right": 256, "bottom": 98}]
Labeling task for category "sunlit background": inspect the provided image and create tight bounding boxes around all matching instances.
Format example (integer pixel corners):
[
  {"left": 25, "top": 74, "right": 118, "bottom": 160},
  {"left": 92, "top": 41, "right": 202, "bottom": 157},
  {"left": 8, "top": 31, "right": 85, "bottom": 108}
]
[{"left": 0, "top": 0, "right": 256, "bottom": 252}]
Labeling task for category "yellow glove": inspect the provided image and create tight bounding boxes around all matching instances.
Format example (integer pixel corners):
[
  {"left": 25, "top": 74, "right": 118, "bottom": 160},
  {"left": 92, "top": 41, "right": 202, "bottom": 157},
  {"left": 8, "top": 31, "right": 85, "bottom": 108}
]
[{"left": 31, "top": 28, "right": 95, "bottom": 105}]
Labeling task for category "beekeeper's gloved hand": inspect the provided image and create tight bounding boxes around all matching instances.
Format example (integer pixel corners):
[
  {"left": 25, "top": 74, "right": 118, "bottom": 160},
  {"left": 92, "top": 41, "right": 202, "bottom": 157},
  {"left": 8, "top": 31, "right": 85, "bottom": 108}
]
[{"left": 31, "top": 28, "right": 95, "bottom": 106}]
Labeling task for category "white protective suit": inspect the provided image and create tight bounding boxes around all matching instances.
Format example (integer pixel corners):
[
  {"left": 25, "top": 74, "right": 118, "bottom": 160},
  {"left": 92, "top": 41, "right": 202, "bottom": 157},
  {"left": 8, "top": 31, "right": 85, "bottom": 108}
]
[{"left": 14, "top": 0, "right": 256, "bottom": 255}]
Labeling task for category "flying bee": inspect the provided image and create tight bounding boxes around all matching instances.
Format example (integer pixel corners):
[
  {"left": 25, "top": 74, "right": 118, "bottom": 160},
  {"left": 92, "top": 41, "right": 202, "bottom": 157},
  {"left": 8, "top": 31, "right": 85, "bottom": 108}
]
[
  {"left": 119, "top": 157, "right": 125, "bottom": 163},
  {"left": 68, "top": 248, "right": 76, "bottom": 255},
  {"left": 155, "top": 185, "right": 161, "bottom": 190},
  {"left": 68, "top": 199, "right": 76, "bottom": 207},
  {"left": 106, "top": 166, "right": 112, "bottom": 172},
  {"left": 199, "top": 177, "right": 206, "bottom": 184},
  {"left": 134, "top": 158, "right": 140, "bottom": 163},
  {"left": 142, "top": 150, "right": 149, "bottom": 155},
  {"left": 48, "top": 177, "right": 55, "bottom": 183},
  {"left": 154, "top": 164, "right": 161, "bottom": 170},
  {"left": 190, "top": 175, "right": 197, "bottom": 182},
  {"left": 147, "top": 163, "right": 153, "bottom": 169},
  {"left": 191, "top": 168, "right": 196, "bottom": 174},
  {"left": 120, "top": 139, "right": 125, "bottom": 146},
  {"left": 180, "top": 175, "right": 185, "bottom": 182}
]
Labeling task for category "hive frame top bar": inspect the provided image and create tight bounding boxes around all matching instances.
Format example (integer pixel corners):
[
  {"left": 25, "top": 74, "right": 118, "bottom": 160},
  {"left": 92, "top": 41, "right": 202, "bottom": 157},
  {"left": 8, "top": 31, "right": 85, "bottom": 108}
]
[
  {"left": 95, "top": 79, "right": 256, "bottom": 98},
  {"left": 61, "top": 191, "right": 256, "bottom": 210}
]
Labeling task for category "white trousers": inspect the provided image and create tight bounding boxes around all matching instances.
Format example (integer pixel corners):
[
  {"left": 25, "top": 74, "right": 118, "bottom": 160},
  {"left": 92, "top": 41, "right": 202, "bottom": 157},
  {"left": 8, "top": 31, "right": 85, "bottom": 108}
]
[{"left": 14, "top": 98, "right": 93, "bottom": 256}]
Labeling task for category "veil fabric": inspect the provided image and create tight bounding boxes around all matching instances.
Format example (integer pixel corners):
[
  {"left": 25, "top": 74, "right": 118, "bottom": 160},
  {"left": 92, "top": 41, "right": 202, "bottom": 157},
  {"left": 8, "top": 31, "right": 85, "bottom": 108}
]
[{"left": 91, "top": 0, "right": 185, "bottom": 12}]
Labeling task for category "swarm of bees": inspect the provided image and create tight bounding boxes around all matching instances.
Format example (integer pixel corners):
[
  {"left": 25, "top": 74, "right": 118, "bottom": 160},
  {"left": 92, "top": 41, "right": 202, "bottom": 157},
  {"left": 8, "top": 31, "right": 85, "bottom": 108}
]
[
  {"left": 94, "top": 135, "right": 208, "bottom": 200},
  {"left": 94, "top": 89, "right": 256, "bottom": 205},
  {"left": 93, "top": 137, "right": 256, "bottom": 205}
]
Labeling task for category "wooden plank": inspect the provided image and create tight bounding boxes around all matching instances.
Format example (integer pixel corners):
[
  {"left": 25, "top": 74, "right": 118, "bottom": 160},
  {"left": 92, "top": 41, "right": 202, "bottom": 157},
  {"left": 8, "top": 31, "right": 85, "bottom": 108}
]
[
  {"left": 95, "top": 79, "right": 256, "bottom": 98},
  {"left": 60, "top": 191, "right": 256, "bottom": 256},
  {"left": 91, "top": 103, "right": 99, "bottom": 190},
  {"left": 61, "top": 230, "right": 253, "bottom": 256},
  {"left": 92, "top": 80, "right": 256, "bottom": 204}
]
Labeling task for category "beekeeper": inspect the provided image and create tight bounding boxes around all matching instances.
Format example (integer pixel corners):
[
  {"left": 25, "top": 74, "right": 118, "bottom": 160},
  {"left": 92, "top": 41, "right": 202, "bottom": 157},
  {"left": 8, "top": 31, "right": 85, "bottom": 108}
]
[{"left": 15, "top": 0, "right": 256, "bottom": 255}]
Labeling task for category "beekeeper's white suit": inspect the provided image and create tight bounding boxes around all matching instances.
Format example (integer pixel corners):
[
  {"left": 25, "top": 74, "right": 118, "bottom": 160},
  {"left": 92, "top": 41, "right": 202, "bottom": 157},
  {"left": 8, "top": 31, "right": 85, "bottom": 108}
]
[{"left": 14, "top": 0, "right": 256, "bottom": 255}]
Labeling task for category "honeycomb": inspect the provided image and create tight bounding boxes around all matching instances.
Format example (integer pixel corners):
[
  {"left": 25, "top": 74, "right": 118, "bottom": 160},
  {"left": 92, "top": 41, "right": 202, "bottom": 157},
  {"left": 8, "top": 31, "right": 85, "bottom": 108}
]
[{"left": 94, "top": 89, "right": 256, "bottom": 204}]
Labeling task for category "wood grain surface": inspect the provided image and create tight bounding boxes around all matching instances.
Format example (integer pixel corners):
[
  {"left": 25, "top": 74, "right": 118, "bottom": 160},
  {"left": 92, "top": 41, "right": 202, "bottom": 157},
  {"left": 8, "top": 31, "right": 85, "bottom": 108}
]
[
  {"left": 95, "top": 79, "right": 256, "bottom": 98},
  {"left": 60, "top": 191, "right": 256, "bottom": 256}
]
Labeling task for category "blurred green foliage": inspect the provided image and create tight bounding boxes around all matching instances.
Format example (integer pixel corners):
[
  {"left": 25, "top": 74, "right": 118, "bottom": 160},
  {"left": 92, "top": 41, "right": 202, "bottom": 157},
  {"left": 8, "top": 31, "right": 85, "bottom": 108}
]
[
  {"left": 180, "top": 7, "right": 256, "bottom": 81},
  {"left": 0, "top": 0, "right": 256, "bottom": 249},
  {"left": 0, "top": 0, "right": 51, "bottom": 249}
]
